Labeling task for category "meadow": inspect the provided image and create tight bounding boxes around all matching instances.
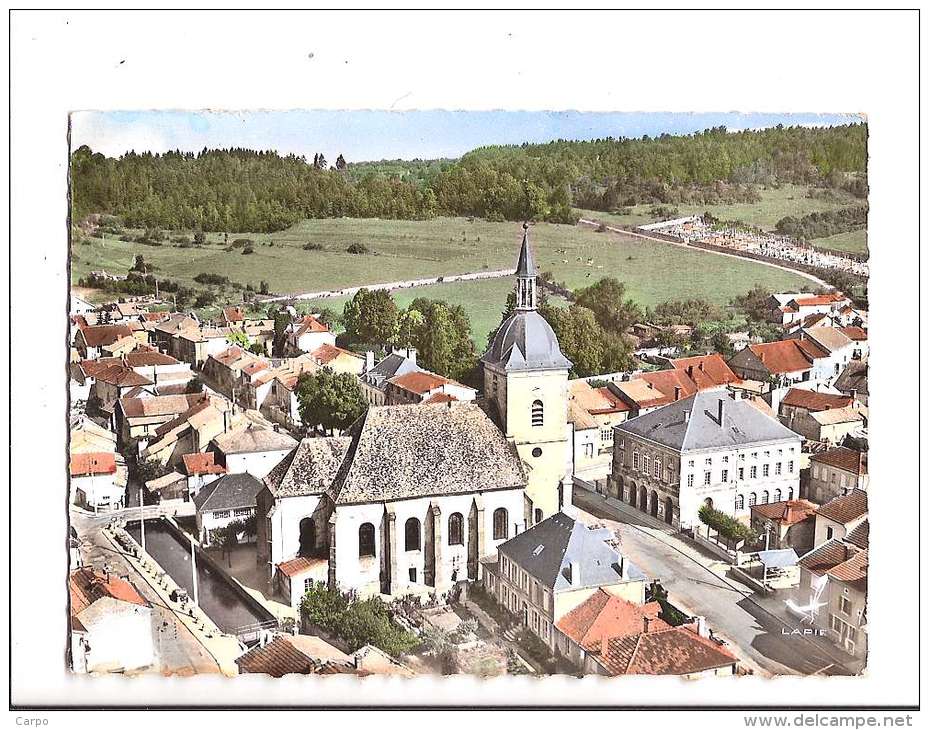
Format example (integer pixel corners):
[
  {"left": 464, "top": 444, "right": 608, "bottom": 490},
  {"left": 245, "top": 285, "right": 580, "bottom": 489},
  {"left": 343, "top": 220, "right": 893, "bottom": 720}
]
[
  {"left": 72, "top": 216, "right": 813, "bottom": 345},
  {"left": 809, "top": 229, "right": 868, "bottom": 255}
]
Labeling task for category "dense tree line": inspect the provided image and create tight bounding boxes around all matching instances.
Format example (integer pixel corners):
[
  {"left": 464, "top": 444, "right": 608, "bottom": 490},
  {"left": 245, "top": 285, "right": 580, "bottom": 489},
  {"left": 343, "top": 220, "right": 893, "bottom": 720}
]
[
  {"left": 774, "top": 205, "right": 868, "bottom": 242},
  {"left": 70, "top": 123, "right": 866, "bottom": 231}
]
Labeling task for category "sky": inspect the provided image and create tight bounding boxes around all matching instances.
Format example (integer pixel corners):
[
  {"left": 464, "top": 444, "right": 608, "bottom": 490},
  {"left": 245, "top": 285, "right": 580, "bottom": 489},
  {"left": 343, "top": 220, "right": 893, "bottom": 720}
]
[{"left": 71, "top": 110, "right": 862, "bottom": 163}]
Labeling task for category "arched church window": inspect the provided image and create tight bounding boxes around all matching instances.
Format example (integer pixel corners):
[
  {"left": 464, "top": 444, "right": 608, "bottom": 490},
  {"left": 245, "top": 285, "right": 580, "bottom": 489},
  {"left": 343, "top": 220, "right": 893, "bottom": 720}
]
[
  {"left": 531, "top": 400, "right": 544, "bottom": 427},
  {"left": 493, "top": 508, "right": 509, "bottom": 540},
  {"left": 404, "top": 518, "right": 421, "bottom": 552},
  {"left": 448, "top": 513, "right": 464, "bottom": 546},
  {"left": 359, "top": 523, "right": 376, "bottom": 558},
  {"left": 298, "top": 518, "right": 315, "bottom": 558}
]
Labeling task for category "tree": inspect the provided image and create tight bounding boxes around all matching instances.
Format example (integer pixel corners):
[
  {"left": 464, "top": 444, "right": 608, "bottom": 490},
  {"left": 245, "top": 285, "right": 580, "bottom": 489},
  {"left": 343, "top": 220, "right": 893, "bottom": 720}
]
[
  {"left": 271, "top": 307, "right": 292, "bottom": 357},
  {"left": 193, "top": 230, "right": 206, "bottom": 246},
  {"left": 392, "top": 308, "right": 425, "bottom": 349},
  {"left": 134, "top": 456, "right": 170, "bottom": 488},
  {"left": 732, "top": 285, "right": 772, "bottom": 323},
  {"left": 335, "top": 154, "right": 347, "bottom": 171},
  {"left": 131, "top": 254, "right": 147, "bottom": 272},
  {"left": 407, "top": 298, "right": 477, "bottom": 381},
  {"left": 227, "top": 330, "right": 250, "bottom": 349},
  {"left": 342, "top": 288, "right": 399, "bottom": 347},
  {"left": 296, "top": 369, "right": 367, "bottom": 434},
  {"left": 573, "top": 278, "right": 641, "bottom": 334}
]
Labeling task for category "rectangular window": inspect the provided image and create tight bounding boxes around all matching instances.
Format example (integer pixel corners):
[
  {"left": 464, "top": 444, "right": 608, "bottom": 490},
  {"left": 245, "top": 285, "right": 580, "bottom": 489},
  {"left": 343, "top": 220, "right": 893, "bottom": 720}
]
[
  {"left": 839, "top": 596, "right": 852, "bottom": 615},
  {"left": 763, "top": 464, "right": 770, "bottom": 477},
  {"left": 789, "top": 460, "right": 795, "bottom": 473},
  {"left": 633, "top": 452, "right": 639, "bottom": 470},
  {"left": 688, "top": 459, "right": 695, "bottom": 468},
  {"left": 751, "top": 452, "right": 758, "bottom": 459},
  {"left": 750, "top": 466, "right": 757, "bottom": 479},
  {"left": 687, "top": 474, "right": 694, "bottom": 489},
  {"left": 775, "top": 462, "right": 782, "bottom": 476},
  {"left": 721, "top": 469, "right": 728, "bottom": 483},
  {"left": 722, "top": 455, "right": 729, "bottom": 463},
  {"left": 643, "top": 456, "right": 650, "bottom": 477},
  {"left": 738, "top": 467, "right": 745, "bottom": 481},
  {"left": 213, "top": 510, "right": 231, "bottom": 519},
  {"left": 703, "top": 471, "right": 711, "bottom": 486},
  {"left": 601, "top": 428, "right": 612, "bottom": 442}
]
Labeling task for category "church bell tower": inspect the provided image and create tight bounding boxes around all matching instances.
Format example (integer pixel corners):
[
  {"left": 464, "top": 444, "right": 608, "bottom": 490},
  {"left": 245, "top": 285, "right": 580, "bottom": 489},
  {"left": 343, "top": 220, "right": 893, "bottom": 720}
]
[{"left": 480, "top": 223, "right": 573, "bottom": 525}]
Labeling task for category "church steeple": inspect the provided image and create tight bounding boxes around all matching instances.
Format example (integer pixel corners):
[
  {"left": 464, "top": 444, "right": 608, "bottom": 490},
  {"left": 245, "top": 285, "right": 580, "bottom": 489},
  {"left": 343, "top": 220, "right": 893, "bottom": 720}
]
[{"left": 515, "top": 222, "right": 537, "bottom": 311}]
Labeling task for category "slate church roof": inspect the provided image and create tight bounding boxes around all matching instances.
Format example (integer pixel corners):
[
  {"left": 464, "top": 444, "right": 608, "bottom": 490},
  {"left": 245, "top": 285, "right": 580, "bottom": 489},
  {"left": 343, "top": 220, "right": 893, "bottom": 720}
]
[
  {"left": 327, "top": 403, "right": 527, "bottom": 505},
  {"left": 264, "top": 437, "right": 352, "bottom": 498}
]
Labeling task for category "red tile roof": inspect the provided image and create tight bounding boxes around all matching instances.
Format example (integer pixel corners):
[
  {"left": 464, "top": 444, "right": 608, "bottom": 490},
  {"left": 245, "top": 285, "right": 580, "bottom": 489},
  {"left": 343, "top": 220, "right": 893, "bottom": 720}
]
[
  {"left": 556, "top": 589, "right": 666, "bottom": 652},
  {"left": 294, "top": 315, "right": 330, "bottom": 337},
  {"left": 235, "top": 636, "right": 357, "bottom": 677},
  {"left": 671, "top": 353, "right": 741, "bottom": 388},
  {"left": 79, "top": 324, "right": 134, "bottom": 347},
  {"left": 389, "top": 370, "right": 450, "bottom": 395},
  {"left": 594, "top": 387, "right": 632, "bottom": 413},
  {"left": 223, "top": 306, "right": 245, "bottom": 322},
  {"left": 92, "top": 363, "right": 154, "bottom": 387},
  {"left": 69, "top": 567, "right": 148, "bottom": 614},
  {"left": 845, "top": 520, "right": 870, "bottom": 549},
  {"left": 781, "top": 389, "right": 853, "bottom": 412},
  {"left": 422, "top": 392, "right": 457, "bottom": 404},
  {"left": 810, "top": 446, "right": 867, "bottom": 475},
  {"left": 598, "top": 626, "right": 737, "bottom": 676},
  {"left": 839, "top": 326, "right": 868, "bottom": 341},
  {"left": 748, "top": 339, "right": 825, "bottom": 374},
  {"left": 181, "top": 452, "right": 226, "bottom": 476},
  {"left": 750, "top": 499, "right": 818, "bottom": 526},
  {"left": 792, "top": 293, "right": 847, "bottom": 307},
  {"left": 312, "top": 343, "right": 354, "bottom": 365},
  {"left": 277, "top": 556, "right": 326, "bottom": 578},
  {"left": 816, "top": 489, "right": 868, "bottom": 525},
  {"left": 69, "top": 452, "right": 117, "bottom": 477}
]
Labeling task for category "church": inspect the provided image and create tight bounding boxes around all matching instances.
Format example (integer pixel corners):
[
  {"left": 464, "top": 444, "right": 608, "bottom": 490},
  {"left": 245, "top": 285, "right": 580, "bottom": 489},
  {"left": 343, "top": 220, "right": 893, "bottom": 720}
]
[{"left": 256, "top": 224, "right": 575, "bottom": 602}]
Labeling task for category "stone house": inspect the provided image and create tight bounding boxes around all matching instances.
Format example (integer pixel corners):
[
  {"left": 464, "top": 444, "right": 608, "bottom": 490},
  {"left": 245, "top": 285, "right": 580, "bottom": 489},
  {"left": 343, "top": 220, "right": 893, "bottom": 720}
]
[
  {"left": 383, "top": 370, "right": 477, "bottom": 406},
  {"left": 813, "top": 489, "right": 868, "bottom": 546},
  {"left": 749, "top": 499, "right": 818, "bottom": 555},
  {"left": 610, "top": 390, "right": 802, "bottom": 530},
  {"left": 70, "top": 452, "right": 124, "bottom": 511},
  {"left": 285, "top": 315, "right": 336, "bottom": 356},
  {"left": 482, "top": 511, "right": 647, "bottom": 652},
  {"left": 210, "top": 422, "right": 298, "bottom": 479},
  {"left": 806, "top": 447, "right": 868, "bottom": 504},
  {"left": 193, "top": 472, "right": 264, "bottom": 547},
  {"left": 360, "top": 348, "right": 420, "bottom": 406}
]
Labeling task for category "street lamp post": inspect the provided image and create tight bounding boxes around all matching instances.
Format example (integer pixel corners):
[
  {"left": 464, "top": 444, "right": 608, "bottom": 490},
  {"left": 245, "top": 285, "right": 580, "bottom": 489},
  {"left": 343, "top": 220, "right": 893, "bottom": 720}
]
[{"left": 762, "top": 521, "right": 772, "bottom": 587}]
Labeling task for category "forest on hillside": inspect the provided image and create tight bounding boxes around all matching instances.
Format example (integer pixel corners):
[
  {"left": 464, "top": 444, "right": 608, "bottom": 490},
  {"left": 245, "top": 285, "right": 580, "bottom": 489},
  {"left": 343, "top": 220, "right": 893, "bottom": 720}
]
[{"left": 70, "top": 123, "right": 867, "bottom": 232}]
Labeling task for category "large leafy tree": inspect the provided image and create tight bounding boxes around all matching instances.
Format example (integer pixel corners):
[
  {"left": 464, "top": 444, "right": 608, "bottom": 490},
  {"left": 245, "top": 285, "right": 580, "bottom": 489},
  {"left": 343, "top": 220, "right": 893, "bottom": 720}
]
[
  {"left": 296, "top": 369, "right": 367, "bottom": 435},
  {"left": 407, "top": 298, "right": 477, "bottom": 382},
  {"left": 573, "top": 277, "right": 641, "bottom": 334},
  {"left": 342, "top": 288, "right": 399, "bottom": 348}
]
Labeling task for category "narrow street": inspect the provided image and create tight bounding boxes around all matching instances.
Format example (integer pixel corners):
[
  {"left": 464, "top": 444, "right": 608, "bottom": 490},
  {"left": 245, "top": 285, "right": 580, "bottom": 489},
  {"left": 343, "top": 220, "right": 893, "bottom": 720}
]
[{"left": 571, "top": 484, "right": 862, "bottom": 677}]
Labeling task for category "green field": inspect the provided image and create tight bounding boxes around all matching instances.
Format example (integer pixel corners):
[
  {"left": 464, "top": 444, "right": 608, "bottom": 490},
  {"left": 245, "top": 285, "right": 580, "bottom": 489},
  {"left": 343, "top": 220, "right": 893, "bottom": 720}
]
[
  {"left": 810, "top": 228, "right": 868, "bottom": 255},
  {"left": 575, "top": 183, "right": 863, "bottom": 233},
  {"left": 72, "top": 216, "right": 814, "bottom": 345}
]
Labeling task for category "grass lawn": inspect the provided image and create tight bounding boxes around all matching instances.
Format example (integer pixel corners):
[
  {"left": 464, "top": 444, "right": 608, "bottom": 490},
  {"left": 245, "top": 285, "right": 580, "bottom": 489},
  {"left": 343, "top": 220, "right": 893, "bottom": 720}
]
[
  {"left": 72, "top": 216, "right": 813, "bottom": 346},
  {"left": 810, "top": 228, "right": 868, "bottom": 255},
  {"left": 574, "top": 183, "right": 863, "bottom": 232}
]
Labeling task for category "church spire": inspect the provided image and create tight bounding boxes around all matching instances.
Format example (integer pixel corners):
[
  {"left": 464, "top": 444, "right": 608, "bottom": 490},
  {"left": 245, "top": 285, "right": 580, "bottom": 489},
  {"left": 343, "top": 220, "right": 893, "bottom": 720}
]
[{"left": 515, "top": 222, "right": 537, "bottom": 311}]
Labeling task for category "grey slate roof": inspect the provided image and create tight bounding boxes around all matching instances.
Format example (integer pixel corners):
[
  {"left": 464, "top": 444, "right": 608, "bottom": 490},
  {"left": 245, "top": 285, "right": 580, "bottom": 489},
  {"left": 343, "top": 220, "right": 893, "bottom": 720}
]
[
  {"left": 497, "top": 512, "right": 644, "bottom": 591},
  {"left": 616, "top": 390, "right": 800, "bottom": 452},
  {"left": 194, "top": 473, "right": 264, "bottom": 513},
  {"left": 264, "top": 437, "right": 352, "bottom": 498},
  {"left": 328, "top": 403, "right": 527, "bottom": 505},
  {"left": 515, "top": 225, "right": 537, "bottom": 277},
  {"left": 363, "top": 352, "right": 420, "bottom": 388},
  {"left": 482, "top": 310, "right": 572, "bottom": 372}
]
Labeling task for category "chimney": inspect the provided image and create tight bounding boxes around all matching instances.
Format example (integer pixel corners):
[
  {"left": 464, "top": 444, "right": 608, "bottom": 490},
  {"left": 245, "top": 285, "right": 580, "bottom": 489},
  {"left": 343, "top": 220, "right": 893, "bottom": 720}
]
[
  {"left": 223, "top": 409, "right": 231, "bottom": 433},
  {"left": 695, "top": 615, "right": 708, "bottom": 638},
  {"left": 686, "top": 365, "right": 694, "bottom": 379},
  {"left": 698, "top": 360, "right": 705, "bottom": 372},
  {"left": 643, "top": 616, "right": 651, "bottom": 634},
  {"left": 674, "top": 386, "right": 682, "bottom": 401},
  {"left": 569, "top": 560, "right": 581, "bottom": 586},
  {"left": 407, "top": 348, "right": 417, "bottom": 366},
  {"left": 717, "top": 398, "right": 725, "bottom": 426},
  {"left": 683, "top": 410, "right": 690, "bottom": 423}
]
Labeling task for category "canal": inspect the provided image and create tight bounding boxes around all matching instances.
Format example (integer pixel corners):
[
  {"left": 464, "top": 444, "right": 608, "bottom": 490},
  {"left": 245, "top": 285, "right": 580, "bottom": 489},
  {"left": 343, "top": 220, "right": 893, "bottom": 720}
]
[{"left": 125, "top": 518, "right": 275, "bottom": 636}]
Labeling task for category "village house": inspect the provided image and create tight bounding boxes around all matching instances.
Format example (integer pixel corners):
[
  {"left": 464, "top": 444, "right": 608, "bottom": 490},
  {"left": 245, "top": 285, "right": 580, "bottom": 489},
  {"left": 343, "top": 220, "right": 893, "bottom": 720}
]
[
  {"left": 796, "top": 536, "right": 868, "bottom": 660},
  {"left": 193, "top": 472, "right": 264, "bottom": 546},
  {"left": 140, "top": 395, "right": 236, "bottom": 468},
  {"left": 174, "top": 326, "right": 236, "bottom": 368},
  {"left": 728, "top": 337, "right": 832, "bottom": 389},
  {"left": 263, "top": 355, "right": 321, "bottom": 428},
  {"left": 201, "top": 346, "right": 271, "bottom": 404},
  {"left": 235, "top": 634, "right": 358, "bottom": 677},
  {"left": 813, "top": 489, "right": 868, "bottom": 546},
  {"left": 74, "top": 323, "right": 135, "bottom": 360},
  {"left": 383, "top": 370, "right": 477, "bottom": 406},
  {"left": 482, "top": 511, "right": 647, "bottom": 652},
  {"left": 285, "top": 314, "right": 337, "bottom": 356},
  {"left": 150, "top": 313, "right": 200, "bottom": 357},
  {"left": 778, "top": 388, "right": 865, "bottom": 445},
  {"left": 210, "top": 422, "right": 299, "bottom": 479},
  {"left": 610, "top": 390, "right": 803, "bottom": 530},
  {"left": 181, "top": 451, "right": 226, "bottom": 498},
  {"left": 749, "top": 499, "right": 818, "bottom": 555},
  {"left": 359, "top": 348, "right": 420, "bottom": 406},
  {"left": 69, "top": 567, "right": 154, "bottom": 674},
  {"left": 310, "top": 342, "right": 367, "bottom": 376},
  {"left": 567, "top": 380, "right": 631, "bottom": 480},
  {"left": 785, "top": 326, "right": 857, "bottom": 383},
  {"left": 593, "top": 622, "right": 738, "bottom": 677},
  {"left": 258, "top": 402, "right": 528, "bottom": 601},
  {"left": 839, "top": 326, "right": 868, "bottom": 360},
  {"left": 222, "top": 306, "right": 246, "bottom": 326},
  {"left": 73, "top": 350, "right": 192, "bottom": 390},
  {"left": 70, "top": 452, "right": 124, "bottom": 512},
  {"left": 805, "top": 446, "right": 869, "bottom": 504},
  {"left": 767, "top": 292, "right": 851, "bottom": 327},
  {"left": 116, "top": 393, "right": 211, "bottom": 451},
  {"left": 835, "top": 360, "right": 868, "bottom": 406}
]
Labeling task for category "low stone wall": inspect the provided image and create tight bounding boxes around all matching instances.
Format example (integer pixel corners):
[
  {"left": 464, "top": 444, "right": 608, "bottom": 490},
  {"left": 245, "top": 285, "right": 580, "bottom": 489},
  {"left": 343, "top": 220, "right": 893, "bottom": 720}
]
[{"left": 691, "top": 531, "right": 739, "bottom": 564}]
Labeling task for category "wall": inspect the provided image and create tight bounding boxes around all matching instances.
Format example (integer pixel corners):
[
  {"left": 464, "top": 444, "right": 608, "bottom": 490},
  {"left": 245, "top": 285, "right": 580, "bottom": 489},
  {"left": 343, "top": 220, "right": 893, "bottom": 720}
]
[{"left": 223, "top": 448, "right": 292, "bottom": 480}]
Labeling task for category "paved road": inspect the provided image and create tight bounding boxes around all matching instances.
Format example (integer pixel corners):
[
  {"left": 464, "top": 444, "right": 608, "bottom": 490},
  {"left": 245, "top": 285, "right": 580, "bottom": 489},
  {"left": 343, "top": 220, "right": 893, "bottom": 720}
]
[
  {"left": 572, "top": 485, "right": 861, "bottom": 677},
  {"left": 70, "top": 509, "right": 221, "bottom": 676},
  {"left": 577, "top": 218, "right": 830, "bottom": 288}
]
